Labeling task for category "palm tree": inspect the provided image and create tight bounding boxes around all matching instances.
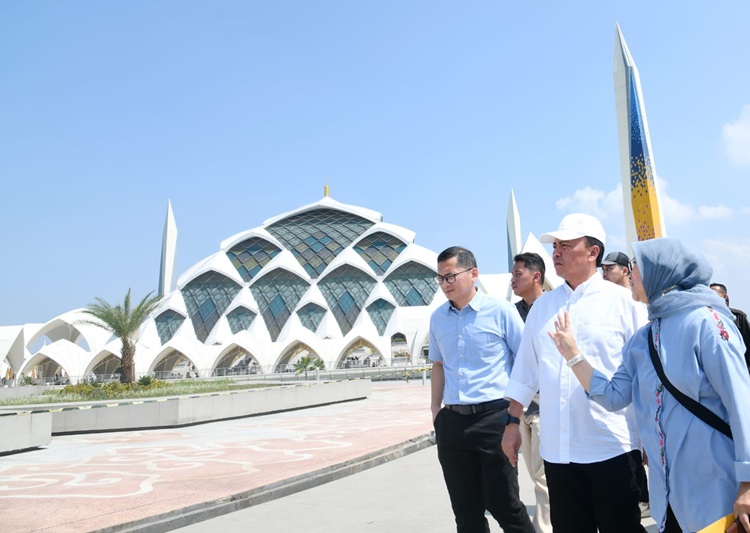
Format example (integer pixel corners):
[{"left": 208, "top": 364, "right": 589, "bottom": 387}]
[
  {"left": 293, "top": 355, "right": 325, "bottom": 378},
  {"left": 81, "top": 289, "right": 162, "bottom": 384}
]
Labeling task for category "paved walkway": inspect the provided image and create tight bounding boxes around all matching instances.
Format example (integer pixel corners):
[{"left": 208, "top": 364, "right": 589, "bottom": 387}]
[{"left": 0, "top": 381, "right": 657, "bottom": 532}]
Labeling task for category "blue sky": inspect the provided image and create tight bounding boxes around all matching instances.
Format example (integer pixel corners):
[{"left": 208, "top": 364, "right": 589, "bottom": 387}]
[{"left": 2, "top": 1, "right": 750, "bottom": 325}]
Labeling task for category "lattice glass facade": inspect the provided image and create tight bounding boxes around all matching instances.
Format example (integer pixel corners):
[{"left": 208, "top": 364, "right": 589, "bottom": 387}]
[
  {"left": 154, "top": 310, "right": 186, "bottom": 345},
  {"left": 249, "top": 269, "right": 310, "bottom": 341},
  {"left": 353, "top": 232, "right": 406, "bottom": 275},
  {"left": 366, "top": 299, "right": 395, "bottom": 336},
  {"left": 383, "top": 261, "right": 438, "bottom": 306},
  {"left": 181, "top": 271, "right": 242, "bottom": 342},
  {"left": 266, "top": 208, "right": 375, "bottom": 278},
  {"left": 226, "top": 306, "right": 256, "bottom": 335},
  {"left": 318, "top": 265, "right": 376, "bottom": 336},
  {"left": 297, "top": 303, "right": 326, "bottom": 333},
  {"left": 226, "top": 237, "right": 281, "bottom": 282}
]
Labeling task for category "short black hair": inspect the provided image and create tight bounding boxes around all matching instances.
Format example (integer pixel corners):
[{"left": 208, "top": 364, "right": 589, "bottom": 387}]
[
  {"left": 710, "top": 283, "right": 730, "bottom": 305},
  {"left": 710, "top": 283, "right": 728, "bottom": 295},
  {"left": 513, "top": 252, "right": 545, "bottom": 285},
  {"left": 437, "top": 246, "right": 477, "bottom": 269},
  {"left": 585, "top": 237, "right": 605, "bottom": 267}
]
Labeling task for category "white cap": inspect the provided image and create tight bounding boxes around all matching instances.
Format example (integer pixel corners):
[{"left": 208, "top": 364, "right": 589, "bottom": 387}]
[{"left": 539, "top": 213, "right": 606, "bottom": 246}]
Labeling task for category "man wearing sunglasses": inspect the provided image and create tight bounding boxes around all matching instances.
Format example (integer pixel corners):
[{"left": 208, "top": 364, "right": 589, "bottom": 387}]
[{"left": 430, "top": 246, "right": 534, "bottom": 533}]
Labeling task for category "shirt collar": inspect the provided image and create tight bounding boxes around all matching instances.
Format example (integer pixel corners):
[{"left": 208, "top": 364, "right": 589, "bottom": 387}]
[
  {"left": 448, "top": 287, "right": 483, "bottom": 313},
  {"left": 563, "top": 272, "right": 601, "bottom": 295}
]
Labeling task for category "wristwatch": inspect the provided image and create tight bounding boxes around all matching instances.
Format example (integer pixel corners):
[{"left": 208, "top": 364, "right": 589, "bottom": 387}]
[{"left": 501, "top": 413, "right": 521, "bottom": 426}]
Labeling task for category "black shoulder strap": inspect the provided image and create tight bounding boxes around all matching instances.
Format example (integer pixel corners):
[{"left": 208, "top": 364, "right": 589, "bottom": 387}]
[{"left": 648, "top": 327, "right": 733, "bottom": 440}]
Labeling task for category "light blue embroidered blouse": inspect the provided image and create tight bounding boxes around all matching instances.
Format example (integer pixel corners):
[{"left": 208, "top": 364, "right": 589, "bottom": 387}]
[{"left": 588, "top": 306, "right": 750, "bottom": 532}]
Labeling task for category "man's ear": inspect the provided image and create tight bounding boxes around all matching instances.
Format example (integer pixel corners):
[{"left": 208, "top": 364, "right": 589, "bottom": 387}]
[{"left": 589, "top": 244, "right": 600, "bottom": 261}]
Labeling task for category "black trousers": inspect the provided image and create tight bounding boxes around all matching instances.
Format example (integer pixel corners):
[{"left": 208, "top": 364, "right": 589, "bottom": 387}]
[
  {"left": 434, "top": 407, "right": 534, "bottom": 533},
  {"left": 544, "top": 450, "right": 646, "bottom": 533}
]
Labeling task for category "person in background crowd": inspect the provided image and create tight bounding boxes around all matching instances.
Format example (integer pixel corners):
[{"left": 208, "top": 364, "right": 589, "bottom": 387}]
[
  {"left": 710, "top": 283, "right": 750, "bottom": 373},
  {"left": 511, "top": 252, "right": 552, "bottom": 533}
]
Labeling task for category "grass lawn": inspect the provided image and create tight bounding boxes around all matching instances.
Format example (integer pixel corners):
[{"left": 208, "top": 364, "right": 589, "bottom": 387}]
[{"left": 0, "top": 379, "right": 280, "bottom": 406}]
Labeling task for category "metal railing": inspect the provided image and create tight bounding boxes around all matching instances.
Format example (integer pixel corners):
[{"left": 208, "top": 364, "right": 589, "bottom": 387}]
[{"left": 4, "top": 363, "right": 433, "bottom": 387}]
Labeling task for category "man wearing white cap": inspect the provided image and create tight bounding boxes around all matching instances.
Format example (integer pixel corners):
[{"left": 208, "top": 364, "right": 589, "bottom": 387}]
[{"left": 501, "top": 213, "right": 647, "bottom": 533}]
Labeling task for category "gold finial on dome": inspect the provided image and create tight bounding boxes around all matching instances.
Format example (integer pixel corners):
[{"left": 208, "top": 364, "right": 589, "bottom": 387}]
[{"left": 324, "top": 182, "right": 330, "bottom": 197}]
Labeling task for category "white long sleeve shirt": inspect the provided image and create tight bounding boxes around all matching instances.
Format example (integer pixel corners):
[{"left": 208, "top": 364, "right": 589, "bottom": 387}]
[{"left": 505, "top": 274, "right": 648, "bottom": 464}]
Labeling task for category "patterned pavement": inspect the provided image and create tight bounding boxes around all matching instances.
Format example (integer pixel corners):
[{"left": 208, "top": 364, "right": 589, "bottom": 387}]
[{"left": 0, "top": 381, "right": 433, "bottom": 533}]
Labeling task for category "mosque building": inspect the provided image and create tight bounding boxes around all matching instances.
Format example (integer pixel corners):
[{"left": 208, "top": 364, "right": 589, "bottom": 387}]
[{"left": 0, "top": 185, "right": 562, "bottom": 384}]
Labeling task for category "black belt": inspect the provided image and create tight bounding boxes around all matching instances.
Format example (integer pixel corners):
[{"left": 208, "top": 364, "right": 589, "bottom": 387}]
[{"left": 445, "top": 399, "right": 509, "bottom": 415}]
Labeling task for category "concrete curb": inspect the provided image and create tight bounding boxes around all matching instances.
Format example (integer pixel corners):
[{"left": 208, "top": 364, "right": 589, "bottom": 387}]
[{"left": 93, "top": 433, "right": 436, "bottom": 533}]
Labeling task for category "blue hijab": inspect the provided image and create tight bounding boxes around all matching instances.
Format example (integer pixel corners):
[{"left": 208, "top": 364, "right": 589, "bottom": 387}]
[{"left": 631, "top": 237, "right": 732, "bottom": 321}]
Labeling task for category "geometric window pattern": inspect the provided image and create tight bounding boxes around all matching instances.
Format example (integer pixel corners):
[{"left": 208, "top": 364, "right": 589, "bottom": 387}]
[
  {"left": 318, "top": 265, "right": 376, "bottom": 336},
  {"left": 226, "top": 306, "right": 257, "bottom": 335},
  {"left": 353, "top": 232, "right": 406, "bottom": 275},
  {"left": 226, "top": 237, "right": 281, "bottom": 282},
  {"left": 181, "top": 271, "right": 242, "bottom": 343},
  {"left": 366, "top": 299, "right": 395, "bottom": 336},
  {"left": 266, "top": 208, "right": 375, "bottom": 279},
  {"left": 383, "top": 261, "right": 438, "bottom": 307},
  {"left": 154, "top": 310, "right": 186, "bottom": 345},
  {"left": 297, "top": 303, "right": 327, "bottom": 333},
  {"left": 249, "top": 269, "right": 310, "bottom": 342}
]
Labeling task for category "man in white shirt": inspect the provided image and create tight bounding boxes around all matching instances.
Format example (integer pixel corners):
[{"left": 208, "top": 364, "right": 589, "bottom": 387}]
[{"left": 502, "top": 214, "right": 647, "bottom": 533}]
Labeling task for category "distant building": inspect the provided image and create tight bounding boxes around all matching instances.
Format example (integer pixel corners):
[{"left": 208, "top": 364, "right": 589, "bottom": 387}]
[{"left": 1, "top": 192, "right": 558, "bottom": 383}]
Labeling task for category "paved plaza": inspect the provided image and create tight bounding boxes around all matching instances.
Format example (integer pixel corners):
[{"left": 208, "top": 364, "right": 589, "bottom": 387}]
[{"left": 0, "top": 381, "right": 657, "bottom": 532}]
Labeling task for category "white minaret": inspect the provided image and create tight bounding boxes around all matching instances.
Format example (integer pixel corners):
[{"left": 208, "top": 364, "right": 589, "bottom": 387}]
[
  {"left": 158, "top": 199, "right": 178, "bottom": 296},
  {"left": 506, "top": 189, "right": 522, "bottom": 271}
]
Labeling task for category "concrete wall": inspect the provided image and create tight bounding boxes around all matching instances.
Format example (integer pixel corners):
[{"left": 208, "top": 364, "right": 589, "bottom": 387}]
[
  {"left": 0, "top": 380, "right": 371, "bottom": 441},
  {"left": 0, "top": 411, "right": 52, "bottom": 454},
  {"left": 0, "top": 385, "right": 46, "bottom": 400}
]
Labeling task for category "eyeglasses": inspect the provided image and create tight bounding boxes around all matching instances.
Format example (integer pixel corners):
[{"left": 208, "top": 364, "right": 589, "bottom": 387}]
[{"left": 434, "top": 268, "right": 473, "bottom": 284}]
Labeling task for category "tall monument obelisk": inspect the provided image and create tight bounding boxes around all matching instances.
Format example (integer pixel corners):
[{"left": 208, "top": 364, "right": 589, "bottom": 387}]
[
  {"left": 158, "top": 199, "right": 178, "bottom": 296},
  {"left": 614, "top": 23, "right": 666, "bottom": 248}
]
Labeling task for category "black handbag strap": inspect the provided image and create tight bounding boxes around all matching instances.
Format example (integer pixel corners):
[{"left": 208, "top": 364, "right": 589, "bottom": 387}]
[{"left": 648, "top": 327, "right": 733, "bottom": 440}]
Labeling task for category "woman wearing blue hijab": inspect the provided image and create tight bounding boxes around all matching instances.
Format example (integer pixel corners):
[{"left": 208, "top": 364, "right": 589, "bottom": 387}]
[{"left": 549, "top": 237, "right": 750, "bottom": 532}]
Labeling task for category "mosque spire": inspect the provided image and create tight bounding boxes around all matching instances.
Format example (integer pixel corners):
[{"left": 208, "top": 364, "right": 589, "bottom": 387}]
[
  {"left": 614, "top": 23, "right": 667, "bottom": 250},
  {"left": 324, "top": 182, "right": 330, "bottom": 197},
  {"left": 506, "top": 189, "right": 521, "bottom": 271},
  {"left": 158, "top": 199, "right": 178, "bottom": 296}
]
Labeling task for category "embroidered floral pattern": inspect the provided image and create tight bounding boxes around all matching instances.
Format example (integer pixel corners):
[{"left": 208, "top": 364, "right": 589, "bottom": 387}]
[
  {"left": 653, "top": 321, "right": 669, "bottom": 532},
  {"left": 709, "top": 307, "right": 730, "bottom": 341}
]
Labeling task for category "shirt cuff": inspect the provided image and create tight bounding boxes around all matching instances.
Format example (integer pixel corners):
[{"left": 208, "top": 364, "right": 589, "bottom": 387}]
[
  {"left": 505, "top": 379, "right": 535, "bottom": 407},
  {"left": 735, "top": 460, "right": 750, "bottom": 481},
  {"left": 586, "top": 369, "right": 609, "bottom": 399}
]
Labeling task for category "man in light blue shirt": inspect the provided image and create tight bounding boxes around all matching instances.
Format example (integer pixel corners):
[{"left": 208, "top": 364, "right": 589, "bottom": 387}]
[{"left": 430, "top": 246, "right": 533, "bottom": 533}]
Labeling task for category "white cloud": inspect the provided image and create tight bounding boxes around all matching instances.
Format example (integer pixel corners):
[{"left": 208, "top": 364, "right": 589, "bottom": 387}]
[
  {"left": 723, "top": 104, "right": 750, "bottom": 167},
  {"left": 554, "top": 185, "right": 623, "bottom": 221},
  {"left": 697, "top": 204, "right": 733, "bottom": 219},
  {"left": 554, "top": 176, "right": 734, "bottom": 227}
]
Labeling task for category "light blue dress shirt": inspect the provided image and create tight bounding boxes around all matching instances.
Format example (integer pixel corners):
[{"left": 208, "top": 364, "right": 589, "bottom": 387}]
[
  {"left": 588, "top": 306, "right": 750, "bottom": 532},
  {"left": 429, "top": 289, "right": 524, "bottom": 405}
]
